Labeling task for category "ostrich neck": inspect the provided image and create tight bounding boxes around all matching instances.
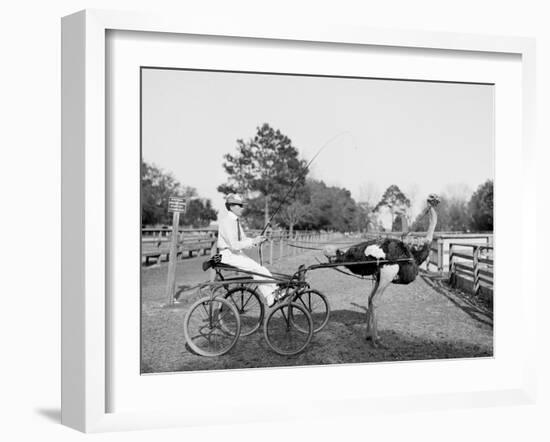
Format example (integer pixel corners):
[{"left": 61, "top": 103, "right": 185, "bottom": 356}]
[
  {"left": 408, "top": 207, "right": 437, "bottom": 266},
  {"left": 425, "top": 207, "right": 437, "bottom": 243}
]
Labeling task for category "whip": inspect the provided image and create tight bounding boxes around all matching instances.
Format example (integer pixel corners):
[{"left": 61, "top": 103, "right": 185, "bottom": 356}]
[{"left": 258, "top": 131, "right": 357, "bottom": 265}]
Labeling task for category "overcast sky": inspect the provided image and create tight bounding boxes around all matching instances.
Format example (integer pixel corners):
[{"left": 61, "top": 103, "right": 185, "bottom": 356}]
[{"left": 142, "top": 68, "right": 494, "bottom": 220}]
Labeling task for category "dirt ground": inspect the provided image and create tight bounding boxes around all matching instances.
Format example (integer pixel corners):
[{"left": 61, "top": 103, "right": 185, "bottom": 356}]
[{"left": 141, "top": 247, "right": 493, "bottom": 373}]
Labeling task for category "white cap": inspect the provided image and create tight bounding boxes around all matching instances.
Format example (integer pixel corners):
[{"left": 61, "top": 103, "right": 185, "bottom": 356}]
[{"left": 225, "top": 193, "right": 246, "bottom": 205}]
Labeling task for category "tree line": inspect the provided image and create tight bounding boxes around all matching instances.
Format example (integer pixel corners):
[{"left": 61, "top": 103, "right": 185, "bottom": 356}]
[
  {"left": 142, "top": 123, "right": 493, "bottom": 233},
  {"left": 141, "top": 162, "right": 217, "bottom": 227},
  {"left": 217, "top": 123, "right": 493, "bottom": 233}
]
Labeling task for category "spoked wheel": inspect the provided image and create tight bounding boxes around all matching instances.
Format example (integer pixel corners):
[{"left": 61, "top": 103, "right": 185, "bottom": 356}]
[
  {"left": 291, "top": 289, "right": 330, "bottom": 333},
  {"left": 264, "top": 302, "right": 313, "bottom": 356},
  {"left": 184, "top": 297, "right": 241, "bottom": 357},
  {"left": 221, "top": 286, "right": 264, "bottom": 336}
]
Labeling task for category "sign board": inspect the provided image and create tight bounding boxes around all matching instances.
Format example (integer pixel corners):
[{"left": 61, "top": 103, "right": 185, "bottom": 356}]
[{"left": 168, "top": 196, "right": 186, "bottom": 213}]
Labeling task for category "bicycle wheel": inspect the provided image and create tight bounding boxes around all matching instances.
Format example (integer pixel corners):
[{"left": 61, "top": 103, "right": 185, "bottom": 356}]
[
  {"left": 221, "top": 286, "right": 264, "bottom": 336},
  {"left": 184, "top": 297, "right": 241, "bottom": 357},
  {"left": 264, "top": 302, "right": 313, "bottom": 356},
  {"left": 291, "top": 289, "right": 330, "bottom": 333}
]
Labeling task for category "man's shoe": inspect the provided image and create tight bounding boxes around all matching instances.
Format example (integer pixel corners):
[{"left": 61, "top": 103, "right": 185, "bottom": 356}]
[
  {"left": 274, "top": 287, "right": 289, "bottom": 302},
  {"left": 266, "top": 294, "right": 276, "bottom": 307}
]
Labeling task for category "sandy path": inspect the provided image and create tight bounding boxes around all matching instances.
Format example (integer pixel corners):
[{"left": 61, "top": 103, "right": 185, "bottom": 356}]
[{"left": 141, "top": 248, "right": 493, "bottom": 373}]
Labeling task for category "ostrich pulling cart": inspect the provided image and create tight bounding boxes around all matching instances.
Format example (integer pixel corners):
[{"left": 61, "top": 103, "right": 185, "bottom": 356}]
[
  {"left": 184, "top": 194, "right": 439, "bottom": 355},
  {"left": 183, "top": 255, "right": 414, "bottom": 357}
]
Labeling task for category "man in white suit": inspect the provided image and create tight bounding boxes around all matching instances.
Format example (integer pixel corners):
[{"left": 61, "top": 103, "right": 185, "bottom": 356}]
[{"left": 217, "top": 194, "right": 280, "bottom": 307}]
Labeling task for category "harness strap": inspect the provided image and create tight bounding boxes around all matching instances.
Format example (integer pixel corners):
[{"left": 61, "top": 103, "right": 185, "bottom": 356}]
[
  {"left": 313, "top": 257, "right": 372, "bottom": 280},
  {"left": 287, "top": 243, "right": 324, "bottom": 251}
]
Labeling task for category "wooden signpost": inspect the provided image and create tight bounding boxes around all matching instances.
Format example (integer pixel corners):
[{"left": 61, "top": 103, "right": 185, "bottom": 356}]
[{"left": 166, "top": 196, "right": 186, "bottom": 305}]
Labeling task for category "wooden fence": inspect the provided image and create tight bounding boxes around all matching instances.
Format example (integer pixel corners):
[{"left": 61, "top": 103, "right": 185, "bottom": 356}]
[
  {"left": 363, "top": 232, "right": 493, "bottom": 273},
  {"left": 142, "top": 227, "right": 216, "bottom": 238},
  {"left": 255, "top": 231, "right": 347, "bottom": 265},
  {"left": 142, "top": 233, "right": 217, "bottom": 264},
  {"left": 141, "top": 228, "right": 346, "bottom": 265},
  {"left": 449, "top": 243, "right": 494, "bottom": 296},
  {"left": 142, "top": 227, "right": 494, "bottom": 296}
]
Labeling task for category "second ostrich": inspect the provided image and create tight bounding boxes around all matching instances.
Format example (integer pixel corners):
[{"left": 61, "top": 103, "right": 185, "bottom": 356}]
[{"left": 325, "top": 194, "right": 440, "bottom": 348}]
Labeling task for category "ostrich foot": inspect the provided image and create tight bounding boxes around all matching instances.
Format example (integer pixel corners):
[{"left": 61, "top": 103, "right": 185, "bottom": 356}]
[
  {"left": 365, "top": 335, "right": 387, "bottom": 349},
  {"left": 365, "top": 334, "right": 386, "bottom": 349}
]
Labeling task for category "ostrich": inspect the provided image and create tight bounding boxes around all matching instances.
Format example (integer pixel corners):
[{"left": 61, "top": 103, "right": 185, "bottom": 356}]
[{"left": 324, "top": 194, "right": 440, "bottom": 348}]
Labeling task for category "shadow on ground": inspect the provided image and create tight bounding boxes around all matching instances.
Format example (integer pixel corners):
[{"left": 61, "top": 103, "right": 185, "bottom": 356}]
[
  {"left": 147, "top": 306, "right": 492, "bottom": 374},
  {"left": 420, "top": 273, "right": 493, "bottom": 327},
  {"left": 174, "top": 284, "right": 197, "bottom": 301}
]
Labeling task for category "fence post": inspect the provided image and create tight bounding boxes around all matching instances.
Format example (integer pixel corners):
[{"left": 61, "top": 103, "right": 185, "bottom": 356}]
[
  {"left": 279, "top": 234, "right": 284, "bottom": 260},
  {"left": 178, "top": 230, "right": 184, "bottom": 259},
  {"left": 426, "top": 240, "right": 433, "bottom": 272},
  {"left": 269, "top": 240, "right": 274, "bottom": 265},
  {"left": 437, "top": 239, "right": 444, "bottom": 272},
  {"left": 209, "top": 234, "right": 217, "bottom": 282},
  {"left": 165, "top": 214, "right": 180, "bottom": 305},
  {"left": 449, "top": 243, "right": 455, "bottom": 286},
  {"left": 473, "top": 246, "right": 480, "bottom": 295},
  {"left": 429, "top": 239, "right": 436, "bottom": 271}
]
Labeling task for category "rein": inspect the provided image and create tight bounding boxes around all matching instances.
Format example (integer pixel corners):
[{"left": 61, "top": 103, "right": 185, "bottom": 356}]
[
  {"left": 287, "top": 243, "right": 324, "bottom": 251},
  {"left": 313, "top": 257, "right": 371, "bottom": 280}
]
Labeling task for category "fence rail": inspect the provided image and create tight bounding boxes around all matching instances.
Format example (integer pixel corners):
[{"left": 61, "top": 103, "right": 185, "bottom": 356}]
[
  {"left": 141, "top": 227, "right": 495, "bottom": 293},
  {"left": 256, "top": 231, "right": 349, "bottom": 265},
  {"left": 141, "top": 227, "right": 348, "bottom": 265},
  {"left": 142, "top": 227, "right": 216, "bottom": 238},
  {"left": 363, "top": 232, "right": 493, "bottom": 273},
  {"left": 449, "top": 243, "right": 494, "bottom": 296},
  {"left": 142, "top": 234, "right": 217, "bottom": 265}
]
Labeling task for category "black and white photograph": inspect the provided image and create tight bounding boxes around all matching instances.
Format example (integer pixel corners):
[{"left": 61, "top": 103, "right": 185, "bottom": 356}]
[
  {"left": 5, "top": 0, "right": 550, "bottom": 439},
  {"left": 140, "top": 67, "right": 494, "bottom": 373}
]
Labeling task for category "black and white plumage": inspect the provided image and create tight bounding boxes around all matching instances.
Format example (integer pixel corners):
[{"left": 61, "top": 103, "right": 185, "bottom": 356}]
[
  {"left": 334, "top": 237, "right": 427, "bottom": 284},
  {"left": 325, "top": 194, "right": 440, "bottom": 347}
]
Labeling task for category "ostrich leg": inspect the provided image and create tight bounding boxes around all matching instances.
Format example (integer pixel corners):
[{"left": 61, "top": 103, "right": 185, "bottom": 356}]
[
  {"left": 366, "top": 264, "right": 399, "bottom": 348},
  {"left": 365, "top": 277, "right": 380, "bottom": 343}
]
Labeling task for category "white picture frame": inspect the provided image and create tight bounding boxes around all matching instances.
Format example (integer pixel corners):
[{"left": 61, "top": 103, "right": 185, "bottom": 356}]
[{"left": 61, "top": 9, "right": 537, "bottom": 433}]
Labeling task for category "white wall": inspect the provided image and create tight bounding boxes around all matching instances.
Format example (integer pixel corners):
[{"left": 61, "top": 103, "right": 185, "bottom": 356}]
[{"left": 1, "top": 1, "right": 548, "bottom": 441}]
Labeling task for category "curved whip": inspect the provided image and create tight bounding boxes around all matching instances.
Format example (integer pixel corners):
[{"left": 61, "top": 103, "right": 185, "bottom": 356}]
[
  {"left": 258, "top": 131, "right": 357, "bottom": 265},
  {"left": 260, "top": 131, "right": 357, "bottom": 236}
]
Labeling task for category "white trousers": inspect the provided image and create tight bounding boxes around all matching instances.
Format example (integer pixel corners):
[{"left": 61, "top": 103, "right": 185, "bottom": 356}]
[{"left": 219, "top": 250, "right": 277, "bottom": 300}]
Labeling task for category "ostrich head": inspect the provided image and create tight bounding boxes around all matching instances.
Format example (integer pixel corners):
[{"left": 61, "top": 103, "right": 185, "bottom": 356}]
[{"left": 427, "top": 193, "right": 440, "bottom": 208}]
